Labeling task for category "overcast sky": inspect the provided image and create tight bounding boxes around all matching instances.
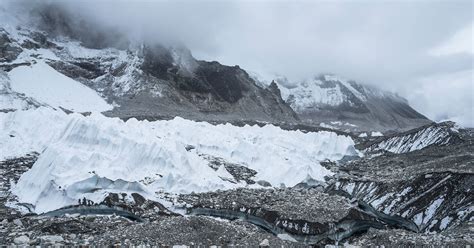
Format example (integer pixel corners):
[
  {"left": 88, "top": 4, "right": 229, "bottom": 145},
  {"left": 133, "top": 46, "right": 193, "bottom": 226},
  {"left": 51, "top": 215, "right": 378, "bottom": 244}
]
[{"left": 10, "top": 0, "right": 474, "bottom": 126}]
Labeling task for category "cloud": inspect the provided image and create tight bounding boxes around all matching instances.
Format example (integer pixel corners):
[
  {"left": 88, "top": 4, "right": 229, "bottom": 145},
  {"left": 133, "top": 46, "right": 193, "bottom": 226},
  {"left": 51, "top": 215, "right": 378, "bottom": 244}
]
[
  {"left": 5, "top": 0, "right": 474, "bottom": 126},
  {"left": 405, "top": 69, "right": 473, "bottom": 128},
  {"left": 430, "top": 21, "right": 473, "bottom": 56}
]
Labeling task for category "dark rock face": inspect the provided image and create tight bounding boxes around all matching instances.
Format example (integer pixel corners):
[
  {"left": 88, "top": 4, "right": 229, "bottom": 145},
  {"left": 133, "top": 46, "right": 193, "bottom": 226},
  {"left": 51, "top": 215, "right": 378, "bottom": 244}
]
[
  {"left": 0, "top": 153, "right": 38, "bottom": 220},
  {"left": 300, "top": 96, "right": 431, "bottom": 132},
  {"left": 200, "top": 154, "right": 258, "bottom": 184},
  {"left": 140, "top": 45, "right": 249, "bottom": 103},
  {"left": 141, "top": 44, "right": 176, "bottom": 80},
  {"left": 47, "top": 61, "right": 104, "bottom": 80},
  {"left": 0, "top": 31, "right": 23, "bottom": 63},
  {"left": 193, "top": 62, "right": 248, "bottom": 103}
]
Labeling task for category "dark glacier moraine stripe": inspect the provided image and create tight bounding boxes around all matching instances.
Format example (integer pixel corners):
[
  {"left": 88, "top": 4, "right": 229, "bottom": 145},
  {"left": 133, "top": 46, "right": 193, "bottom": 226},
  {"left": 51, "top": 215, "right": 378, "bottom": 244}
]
[
  {"left": 357, "top": 200, "right": 419, "bottom": 232},
  {"left": 42, "top": 205, "right": 143, "bottom": 222}
]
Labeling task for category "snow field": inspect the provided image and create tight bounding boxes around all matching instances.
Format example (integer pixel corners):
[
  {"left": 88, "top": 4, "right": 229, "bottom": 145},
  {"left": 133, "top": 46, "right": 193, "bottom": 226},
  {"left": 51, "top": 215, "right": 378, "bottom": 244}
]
[{"left": 8, "top": 61, "right": 112, "bottom": 112}]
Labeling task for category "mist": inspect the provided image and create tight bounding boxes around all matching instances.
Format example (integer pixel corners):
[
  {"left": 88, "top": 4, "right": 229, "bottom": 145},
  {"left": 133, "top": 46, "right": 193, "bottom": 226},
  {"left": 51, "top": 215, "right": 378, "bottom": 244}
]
[{"left": 6, "top": 0, "right": 474, "bottom": 126}]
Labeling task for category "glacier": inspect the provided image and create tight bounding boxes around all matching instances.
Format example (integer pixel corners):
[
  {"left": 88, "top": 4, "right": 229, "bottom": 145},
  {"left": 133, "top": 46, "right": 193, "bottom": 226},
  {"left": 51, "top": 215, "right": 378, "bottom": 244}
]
[
  {"left": 1, "top": 108, "right": 357, "bottom": 213},
  {"left": 363, "top": 122, "right": 458, "bottom": 154}
]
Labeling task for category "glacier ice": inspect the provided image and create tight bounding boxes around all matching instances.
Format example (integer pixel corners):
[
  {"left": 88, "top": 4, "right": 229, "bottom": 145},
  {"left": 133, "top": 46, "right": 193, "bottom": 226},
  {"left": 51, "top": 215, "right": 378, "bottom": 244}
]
[
  {"left": 2, "top": 108, "right": 357, "bottom": 213},
  {"left": 364, "top": 124, "right": 454, "bottom": 154}
]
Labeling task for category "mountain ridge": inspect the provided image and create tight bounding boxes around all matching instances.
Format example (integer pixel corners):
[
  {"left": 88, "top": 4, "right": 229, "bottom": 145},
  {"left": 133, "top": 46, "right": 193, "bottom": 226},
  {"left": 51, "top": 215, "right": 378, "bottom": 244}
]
[
  {"left": 273, "top": 74, "right": 431, "bottom": 131},
  {"left": 0, "top": 6, "right": 431, "bottom": 132}
]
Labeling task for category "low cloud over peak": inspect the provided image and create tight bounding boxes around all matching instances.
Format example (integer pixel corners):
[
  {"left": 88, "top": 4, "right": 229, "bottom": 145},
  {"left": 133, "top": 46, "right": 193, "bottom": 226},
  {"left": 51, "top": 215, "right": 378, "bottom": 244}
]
[{"left": 4, "top": 0, "right": 474, "bottom": 126}]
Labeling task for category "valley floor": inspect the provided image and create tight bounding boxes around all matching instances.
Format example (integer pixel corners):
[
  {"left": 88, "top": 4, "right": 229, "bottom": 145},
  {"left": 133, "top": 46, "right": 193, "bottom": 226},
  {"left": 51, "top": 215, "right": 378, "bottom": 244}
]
[{"left": 1, "top": 128, "right": 472, "bottom": 247}]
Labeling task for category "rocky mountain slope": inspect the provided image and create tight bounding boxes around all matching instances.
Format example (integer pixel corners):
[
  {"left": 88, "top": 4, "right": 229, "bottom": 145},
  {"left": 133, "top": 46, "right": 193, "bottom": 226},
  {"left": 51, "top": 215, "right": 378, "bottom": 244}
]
[{"left": 0, "top": 6, "right": 297, "bottom": 124}]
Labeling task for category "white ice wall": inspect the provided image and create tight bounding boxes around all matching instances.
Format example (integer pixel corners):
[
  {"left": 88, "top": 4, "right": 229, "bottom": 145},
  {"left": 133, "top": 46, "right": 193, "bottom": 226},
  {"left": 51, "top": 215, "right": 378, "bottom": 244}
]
[{"left": 2, "top": 108, "right": 357, "bottom": 213}]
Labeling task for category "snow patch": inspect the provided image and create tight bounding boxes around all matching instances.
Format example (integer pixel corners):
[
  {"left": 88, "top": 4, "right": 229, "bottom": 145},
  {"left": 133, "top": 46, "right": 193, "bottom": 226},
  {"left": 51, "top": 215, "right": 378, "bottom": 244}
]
[
  {"left": 8, "top": 61, "right": 112, "bottom": 112},
  {"left": 277, "top": 233, "right": 297, "bottom": 242},
  {"left": 371, "top": 193, "right": 392, "bottom": 209},
  {"left": 423, "top": 198, "right": 444, "bottom": 225},
  {"left": 414, "top": 212, "right": 423, "bottom": 226},
  {"left": 440, "top": 216, "right": 452, "bottom": 230},
  {"left": 370, "top": 131, "right": 383, "bottom": 137},
  {"left": 343, "top": 182, "right": 355, "bottom": 196}
]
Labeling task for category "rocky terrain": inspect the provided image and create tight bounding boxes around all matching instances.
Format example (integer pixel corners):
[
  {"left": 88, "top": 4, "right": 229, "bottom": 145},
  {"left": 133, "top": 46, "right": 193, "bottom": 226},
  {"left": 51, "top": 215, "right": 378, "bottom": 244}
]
[
  {"left": 1, "top": 142, "right": 472, "bottom": 246},
  {"left": 0, "top": 121, "right": 472, "bottom": 246}
]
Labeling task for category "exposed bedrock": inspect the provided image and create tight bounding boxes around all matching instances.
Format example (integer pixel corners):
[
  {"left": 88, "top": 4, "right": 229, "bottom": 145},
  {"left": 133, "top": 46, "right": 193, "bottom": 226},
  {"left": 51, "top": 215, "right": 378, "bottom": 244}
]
[{"left": 0, "top": 30, "right": 23, "bottom": 63}]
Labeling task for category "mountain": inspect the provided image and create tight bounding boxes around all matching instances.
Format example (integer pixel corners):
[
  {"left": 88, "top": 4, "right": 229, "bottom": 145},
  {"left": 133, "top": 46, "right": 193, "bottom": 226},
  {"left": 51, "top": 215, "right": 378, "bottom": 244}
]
[
  {"left": 275, "top": 75, "right": 432, "bottom": 132},
  {"left": 0, "top": 5, "right": 431, "bottom": 133},
  {"left": 0, "top": 5, "right": 298, "bottom": 124},
  {"left": 2, "top": 30, "right": 296, "bottom": 122},
  {"left": 1, "top": 4, "right": 471, "bottom": 247}
]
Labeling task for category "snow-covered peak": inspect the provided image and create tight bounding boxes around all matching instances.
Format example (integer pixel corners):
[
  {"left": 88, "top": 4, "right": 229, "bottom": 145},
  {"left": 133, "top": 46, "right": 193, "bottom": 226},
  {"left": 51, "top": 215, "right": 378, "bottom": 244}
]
[
  {"left": 322, "top": 74, "right": 367, "bottom": 101},
  {"left": 275, "top": 74, "right": 408, "bottom": 113},
  {"left": 276, "top": 74, "right": 367, "bottom": 112}
]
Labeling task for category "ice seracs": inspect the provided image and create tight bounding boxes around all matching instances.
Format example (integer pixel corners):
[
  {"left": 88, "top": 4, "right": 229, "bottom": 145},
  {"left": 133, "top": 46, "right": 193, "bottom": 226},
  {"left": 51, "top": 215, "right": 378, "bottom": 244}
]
[{"left": 3, "top": 108, "right": 357, "bottom": 213}]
